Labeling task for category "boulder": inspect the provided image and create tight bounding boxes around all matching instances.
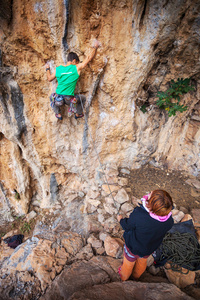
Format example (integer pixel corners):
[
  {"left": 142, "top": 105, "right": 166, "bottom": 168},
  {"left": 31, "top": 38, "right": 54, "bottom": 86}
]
[
  {"left": 104, "top": 236, "right": 123, "bottom": 258},
  {"left": 0, "top": 271, "right": 41, "bottom": 300},
  {"left": 105, "top": 196, "right": 121, "bottom": 211},
  {"left": 148, "top": 265, "right": 160, "bottom": 276},
  {"left": 99, "top": 232, "right": 109, "bottom": 242},
  {"left": 73, "top": 244, "right": 94, "bottom": 261},
  {"left": 191, "top": 209, "right": 200, "bottom": 227},
  {"left": 172, "top": 209, "right": 179, "bottom": 216},
  {"left": 96, "top": 247, "right": 105, "bottom": 255},
  {"left": 2, "top": 229, "right": 18, "bottom": 240},
  {"left": 86, "top": 216, "right": 104, "bottom": 234},
  {"left": 98, "top": 214, "right": 105, "bottom": 223},
  {"left": 120, "top": 168, "right": 130, "bottom": 175},
  {"left": 86, "top": 199, "right": 101, "bottom": 207},
  {"left": 63, "top": 193, "right": 78, "bottom": 204},
  {"left": 118, "top": 177, "right": 129, "bottom": 186},
  {"left": 87, "top": 234, "right": 103, "bottom": 248},
  {"left": 40, "top": 256, "right": 121, "bottom": 300},
  {"left": 61, "top": 232, "right": 83, "bottom": 255},
  {"left": 0, "top": 231, "right": 84, "bottom": 291},
  {"left": 69, "top": 281, "right": 194, "bottom": 300},
  {"left": 85, "top": 202, "right": 98, "bottom": 214},
  {"left": 195, "top": 228, "right": 200, "bottom": 243},
  {"left": 181, "top": 214, "right": 193, "bottom": 222},
  {"left": 0, "top": 241, "right": 15, "bottom": 263},
  {"left": 26, "top": 210, "right": 37, "bottom": 222},
  {"left": 103, "top": 203, "right": 118, "bottom": 215},
  {"left": 147, "top": 255, "right": 154, "bottom": 267},
  {"left": 186, "top": 178, "right": 200, "bottom": 189},
  {"left": 104, "top": 166, "right": 119, "bottom": 178},
  {"left": 120, "top": 202, "right": 134, "bottom": 213},
  {"left": 103, "top": 217, "right": 120, "bottom": 234},
  {"left": 101, "top": 184, "right": 120, "bottom": 195},
  {"left": 78, "top": 191, "right": 85, "bottom": 198},
  {"left": 173, "top": 211, "right": 185, "bottom": 223},
  {"left": 114, "top": 188, "right": 129, "bottom": 204},
  {"left": 164, "top": 263, "right": 195, "bottom": 289},
  {"left": 86, "top": 190, "right": 100, "bottom": 200}
]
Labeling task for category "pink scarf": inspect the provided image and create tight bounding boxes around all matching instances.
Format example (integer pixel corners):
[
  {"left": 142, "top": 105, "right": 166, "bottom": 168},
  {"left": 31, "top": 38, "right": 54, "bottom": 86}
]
[{"left": 141, "top": 194, "right": 172, "bottom": 222}]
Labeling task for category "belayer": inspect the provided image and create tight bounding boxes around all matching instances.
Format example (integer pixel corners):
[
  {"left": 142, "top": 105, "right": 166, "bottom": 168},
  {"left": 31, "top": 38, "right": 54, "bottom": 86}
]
[
  {"left": 117, "top": 189, "right": 174, "bottom": 280},
  {"left": 45, "top": 40, "right": 100, "bottom": 120}
]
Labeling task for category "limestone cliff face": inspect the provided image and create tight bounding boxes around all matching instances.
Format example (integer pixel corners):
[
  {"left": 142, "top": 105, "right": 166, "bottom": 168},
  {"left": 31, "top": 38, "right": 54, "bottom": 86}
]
[{"left": 0, "top": 0, "right": 199, "bottom": 218}]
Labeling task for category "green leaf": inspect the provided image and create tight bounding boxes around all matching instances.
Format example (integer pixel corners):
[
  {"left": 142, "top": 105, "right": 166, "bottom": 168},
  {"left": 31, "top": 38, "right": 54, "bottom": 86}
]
[
  {"left": 140, "top": 104, "right": 147, "bottom": 113},
  {"left": 156, "top": 77, "right": 194, "bottom": 117}
]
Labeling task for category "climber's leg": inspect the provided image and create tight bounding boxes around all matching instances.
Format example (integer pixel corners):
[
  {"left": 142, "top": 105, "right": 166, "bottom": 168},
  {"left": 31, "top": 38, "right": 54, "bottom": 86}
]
[
  {"left": 63, "top": 96, "right": 71, "bottom": 107},
  {"left": 75, "top": 94, "right": 86, "bottom": 117},
  {"left": 50, "top": 93, "right": 62, "bottom": 118}
]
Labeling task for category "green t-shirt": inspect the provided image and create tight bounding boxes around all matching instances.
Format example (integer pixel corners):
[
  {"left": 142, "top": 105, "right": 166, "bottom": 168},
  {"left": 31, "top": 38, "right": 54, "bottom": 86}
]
[{"left": 55, "top": 64, "right": 79, "bottom": 96}]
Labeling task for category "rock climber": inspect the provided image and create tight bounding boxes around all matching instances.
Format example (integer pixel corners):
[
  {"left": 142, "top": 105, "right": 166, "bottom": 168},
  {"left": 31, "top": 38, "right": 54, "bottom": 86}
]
[
  {"left": 117, "top": 189, "right": 174, "bottom": 281},
  {"left": 45, "top": 40, "right": 100, "bottom": 120}
]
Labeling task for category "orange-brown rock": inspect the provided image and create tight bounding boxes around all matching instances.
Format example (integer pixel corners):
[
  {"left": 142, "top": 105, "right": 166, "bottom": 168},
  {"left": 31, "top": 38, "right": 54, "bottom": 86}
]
[
  {"left": 196, "top": 228, "right": 200, "bottom": 243},
  {"left": 164, "top": 263, "right": 195, "bottom": 289},
  {"left": 0, "top": 0, "right": 199, "bottom": 220},
  {"left": 191, "top": 209, "right": 200, "bottom": 227},
  {"left": 104, "top": 236, "right": 123, "bottom": 258},
  {"left": 0, "top": 230, "right": 83, "bottom": 291},
  {"left": 181, "top": 214, "right": 193, "bottom": 223}
]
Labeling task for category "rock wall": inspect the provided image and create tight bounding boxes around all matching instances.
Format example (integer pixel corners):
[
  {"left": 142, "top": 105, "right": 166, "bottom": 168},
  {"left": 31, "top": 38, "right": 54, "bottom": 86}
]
[{"left": 0, "top": 0, "right": 200, "bottom": 217}]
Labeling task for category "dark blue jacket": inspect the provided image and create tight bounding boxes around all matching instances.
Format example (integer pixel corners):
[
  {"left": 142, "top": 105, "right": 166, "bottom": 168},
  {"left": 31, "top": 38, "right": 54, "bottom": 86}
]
[{"left": 120, "top": 205, "right": 174, "bottom": 257}]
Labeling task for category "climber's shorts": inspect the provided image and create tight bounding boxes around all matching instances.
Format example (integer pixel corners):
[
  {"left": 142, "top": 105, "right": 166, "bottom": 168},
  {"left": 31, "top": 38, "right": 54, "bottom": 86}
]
[{"left": 124, "top": 245, "right": 150, "bottom": 262}]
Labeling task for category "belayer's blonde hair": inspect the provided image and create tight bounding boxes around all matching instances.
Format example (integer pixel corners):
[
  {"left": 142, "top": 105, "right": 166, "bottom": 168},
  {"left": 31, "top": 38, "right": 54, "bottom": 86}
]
[{"left": 146, "top": 190, "right": 173, "bottom": 216}]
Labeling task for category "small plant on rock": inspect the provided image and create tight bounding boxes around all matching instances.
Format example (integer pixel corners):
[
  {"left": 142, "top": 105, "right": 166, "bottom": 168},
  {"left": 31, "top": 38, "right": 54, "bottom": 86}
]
[
  {"left": 20, "top": 221, "right": 31, "bottom": 234},
  {"left": 140, "top": 104, "right": 147, "bottom": 113},
  {"left": 156, "top": 78, "right": 194, "bottom": 117},
  {"left": 14, "top": 189, "right": 20, "bottom": 200}
]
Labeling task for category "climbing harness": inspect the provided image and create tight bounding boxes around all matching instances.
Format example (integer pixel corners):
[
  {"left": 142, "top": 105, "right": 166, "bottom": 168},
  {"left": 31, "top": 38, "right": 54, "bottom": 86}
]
[
  {"left": 50, "top": 93, "right": 77, "bottom": 117},
  {"left": 157, "top": 231, "right": 200, "bottom": 274},
  {"left": 68, "top": 96, "right": 77, "bottom": 117},
  {"left": 50, "top": 93, "right": 65, "bottom": 107},
  {"left": 79, "top": 92, "right": 119, "bottom": 212}
]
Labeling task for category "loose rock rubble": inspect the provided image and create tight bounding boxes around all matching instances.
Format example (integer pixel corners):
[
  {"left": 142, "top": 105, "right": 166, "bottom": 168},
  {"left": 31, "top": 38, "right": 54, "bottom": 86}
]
[{"left": 0, "top": 164, "right": 200, "bottom": 299}]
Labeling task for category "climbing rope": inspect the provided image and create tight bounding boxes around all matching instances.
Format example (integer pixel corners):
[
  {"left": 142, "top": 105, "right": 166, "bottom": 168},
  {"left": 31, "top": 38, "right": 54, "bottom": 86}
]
[
  {"left": 78, "top": 92, "right": 119, "bottom": 212},
  {"left": 76, "top": 60, "right": 168, "bottom": 212},
  {"left": 159, "top": 231, "right": 200, "bottom": 274}
]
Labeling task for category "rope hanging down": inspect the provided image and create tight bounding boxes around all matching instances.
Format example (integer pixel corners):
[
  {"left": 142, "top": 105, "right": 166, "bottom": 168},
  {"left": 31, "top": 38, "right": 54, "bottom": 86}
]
[
  {"left": 159, "top": 231, "right": 200, "bottom": 274},
  {"left": 79, "top": 93, "right": 119, "bottom": 212}
]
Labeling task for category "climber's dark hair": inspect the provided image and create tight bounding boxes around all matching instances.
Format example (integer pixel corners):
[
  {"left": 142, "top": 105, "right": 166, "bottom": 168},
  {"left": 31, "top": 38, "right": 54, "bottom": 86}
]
[{"left": 67, "top": 52, "right": 80, "bottom": 63}]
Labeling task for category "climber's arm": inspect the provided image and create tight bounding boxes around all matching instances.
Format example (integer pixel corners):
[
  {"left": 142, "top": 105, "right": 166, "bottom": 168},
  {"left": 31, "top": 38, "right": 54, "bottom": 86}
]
[
  {"left": 47, "top": 70, "right": 56, "bottom": 82},
  {"left": 45, "top": 63, "right": 56, "bottom": 82},
  {"left": 76, "top": 40, "right": 100, "bottom": 74}
]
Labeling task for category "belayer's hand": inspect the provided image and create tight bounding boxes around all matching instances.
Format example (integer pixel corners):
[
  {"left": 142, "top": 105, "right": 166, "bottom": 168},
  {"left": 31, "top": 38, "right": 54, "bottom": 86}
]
[{"left": 117, "top": 214, "right": 123, "bottom": 222}]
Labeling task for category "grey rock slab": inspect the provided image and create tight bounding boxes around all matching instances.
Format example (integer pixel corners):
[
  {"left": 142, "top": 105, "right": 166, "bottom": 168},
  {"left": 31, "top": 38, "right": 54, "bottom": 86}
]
[{"left": 120, "top": 168, "right": 130, "bottom": 175}]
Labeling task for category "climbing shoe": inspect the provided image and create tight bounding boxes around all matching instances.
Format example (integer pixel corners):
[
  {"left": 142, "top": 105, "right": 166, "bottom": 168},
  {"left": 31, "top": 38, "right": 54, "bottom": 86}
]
[
  {"left": 55, "top": 114, "right": 63, "bottom": 120},
  {"left": 75, "top": 113, "right": 84, "bottom": 120}
]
